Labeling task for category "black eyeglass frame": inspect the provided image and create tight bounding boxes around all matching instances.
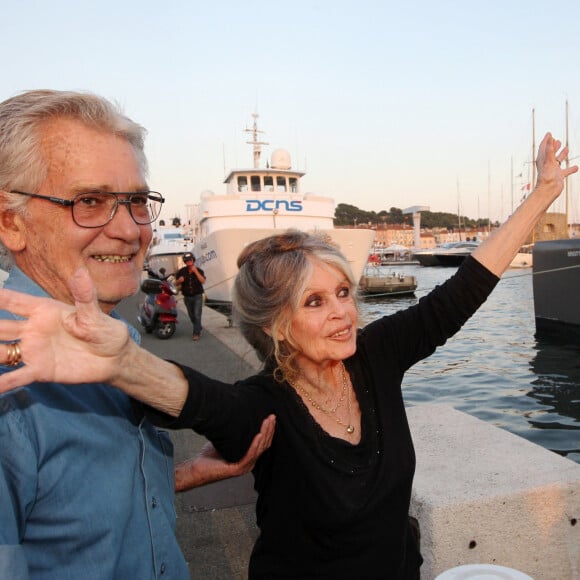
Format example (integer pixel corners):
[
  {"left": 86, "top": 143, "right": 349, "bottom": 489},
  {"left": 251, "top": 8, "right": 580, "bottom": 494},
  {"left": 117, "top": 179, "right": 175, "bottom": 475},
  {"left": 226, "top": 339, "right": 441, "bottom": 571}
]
[{"left": 9, "top": 190, "right": 165, "bottom": 228}]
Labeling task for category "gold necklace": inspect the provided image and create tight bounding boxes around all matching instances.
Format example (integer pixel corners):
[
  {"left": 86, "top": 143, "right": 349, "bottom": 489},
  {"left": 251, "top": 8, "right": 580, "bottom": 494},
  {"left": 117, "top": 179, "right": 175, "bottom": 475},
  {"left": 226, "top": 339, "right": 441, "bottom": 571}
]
[{"left": 292, "top": 362, "right": 355, "bottom": 435}]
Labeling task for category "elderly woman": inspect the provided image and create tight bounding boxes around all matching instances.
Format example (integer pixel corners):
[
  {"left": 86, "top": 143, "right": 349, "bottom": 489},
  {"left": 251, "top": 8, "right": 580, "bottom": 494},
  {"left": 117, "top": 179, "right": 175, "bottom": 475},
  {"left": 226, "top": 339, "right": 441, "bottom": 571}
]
[{"left": 0, "top": 133, "right": 576, "bottom": 579}]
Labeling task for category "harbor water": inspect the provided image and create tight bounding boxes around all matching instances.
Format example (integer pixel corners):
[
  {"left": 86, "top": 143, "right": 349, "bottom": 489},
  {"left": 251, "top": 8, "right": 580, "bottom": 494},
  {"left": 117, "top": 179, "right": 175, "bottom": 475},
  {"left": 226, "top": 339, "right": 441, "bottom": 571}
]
[{"left": 359, "top": 264, "right": 580, "bottom": 464}]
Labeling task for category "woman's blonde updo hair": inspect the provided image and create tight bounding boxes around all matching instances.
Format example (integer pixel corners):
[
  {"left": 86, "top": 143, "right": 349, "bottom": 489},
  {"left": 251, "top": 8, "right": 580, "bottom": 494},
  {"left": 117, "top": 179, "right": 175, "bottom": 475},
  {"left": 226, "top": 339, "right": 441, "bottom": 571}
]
[{"left": 232, "top": 230, "right": 358, "bottom": 383}]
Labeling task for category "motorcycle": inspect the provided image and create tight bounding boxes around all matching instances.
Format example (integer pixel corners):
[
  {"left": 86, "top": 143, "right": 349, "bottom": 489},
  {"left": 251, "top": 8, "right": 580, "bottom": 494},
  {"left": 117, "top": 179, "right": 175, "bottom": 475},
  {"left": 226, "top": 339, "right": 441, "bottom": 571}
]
[{"left": 137, "top": 268, "right": 178, "bottom": 339}]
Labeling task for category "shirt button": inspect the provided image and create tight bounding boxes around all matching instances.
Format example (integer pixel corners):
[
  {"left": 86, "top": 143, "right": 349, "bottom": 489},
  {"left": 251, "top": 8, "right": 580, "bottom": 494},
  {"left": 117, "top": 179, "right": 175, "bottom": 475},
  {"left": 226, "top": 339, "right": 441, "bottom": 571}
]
[
  {"left": 160, "top": 563, "right": 166, "bottom": 574},
  {"left": 151, "top": 497, "right": 158, "bottom": 508}
]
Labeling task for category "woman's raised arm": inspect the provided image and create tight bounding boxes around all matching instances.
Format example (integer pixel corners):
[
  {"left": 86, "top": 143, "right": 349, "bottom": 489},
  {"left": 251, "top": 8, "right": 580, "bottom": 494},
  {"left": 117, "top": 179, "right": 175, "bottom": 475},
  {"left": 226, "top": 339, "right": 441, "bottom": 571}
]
[
  {"left": 0, "top": 268, "right": 188, "bottom": 416},
  {"left": 472, "top": 132, "right": 578, "bottom": 276}
]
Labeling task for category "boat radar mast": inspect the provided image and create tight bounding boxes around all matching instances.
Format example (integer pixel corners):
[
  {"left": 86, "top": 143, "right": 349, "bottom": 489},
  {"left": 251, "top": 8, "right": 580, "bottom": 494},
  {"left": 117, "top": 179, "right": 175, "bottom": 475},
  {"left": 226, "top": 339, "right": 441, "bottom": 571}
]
[{"left": 245, "top": 113, "right": 269, "bottom": 169}]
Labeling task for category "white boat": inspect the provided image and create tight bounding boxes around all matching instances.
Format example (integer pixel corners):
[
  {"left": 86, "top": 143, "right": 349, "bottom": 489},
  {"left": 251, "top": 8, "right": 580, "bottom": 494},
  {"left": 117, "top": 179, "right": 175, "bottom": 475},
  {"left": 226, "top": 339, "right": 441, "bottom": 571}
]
[
  {"left": 509, "top": 244, "right": 534, "bottom": 269},
  {"left": 146, "top": 225, "right": 193, "bottom": 276},
  {"left": 370, "top": 244, "right": 417, "bottom": 265},
  {"left": 413, "top": 241, "right": 479, "bottom": 267},
  {"left": 189, "top": 115, "right": 375, "bottom": 304}
]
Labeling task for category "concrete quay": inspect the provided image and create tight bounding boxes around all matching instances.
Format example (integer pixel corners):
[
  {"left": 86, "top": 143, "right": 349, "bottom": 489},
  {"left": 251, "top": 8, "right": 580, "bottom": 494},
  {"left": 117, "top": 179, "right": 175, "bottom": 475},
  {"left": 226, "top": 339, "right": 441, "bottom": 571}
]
[
  {"left": 118, "top": 296, "right": 580, "bottom": 579},
  {"left": 409, "top": 405, "right": 580, "bottom": 579}
]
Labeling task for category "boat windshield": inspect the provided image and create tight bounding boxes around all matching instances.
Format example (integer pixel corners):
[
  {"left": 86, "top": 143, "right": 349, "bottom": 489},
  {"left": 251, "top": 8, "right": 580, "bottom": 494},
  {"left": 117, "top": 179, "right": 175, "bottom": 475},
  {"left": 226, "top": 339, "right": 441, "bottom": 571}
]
[{"left": 236, "top": 174, "right": 299, "bottom": 194}]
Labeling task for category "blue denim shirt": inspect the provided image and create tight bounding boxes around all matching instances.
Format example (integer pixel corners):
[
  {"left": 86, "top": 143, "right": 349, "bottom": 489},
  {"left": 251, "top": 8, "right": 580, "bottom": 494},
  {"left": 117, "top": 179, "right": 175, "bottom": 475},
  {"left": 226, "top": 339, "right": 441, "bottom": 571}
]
[{"left": 0, "top": 267, "right": 189, "bottom": 579}]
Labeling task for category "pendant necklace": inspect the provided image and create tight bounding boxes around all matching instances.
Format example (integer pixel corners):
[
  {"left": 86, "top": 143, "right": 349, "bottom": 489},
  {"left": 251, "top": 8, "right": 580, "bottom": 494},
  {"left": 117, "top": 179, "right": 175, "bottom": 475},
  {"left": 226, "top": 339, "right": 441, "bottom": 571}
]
[{"left": 292, "top": 362, "right": 355, "bottom": 435}]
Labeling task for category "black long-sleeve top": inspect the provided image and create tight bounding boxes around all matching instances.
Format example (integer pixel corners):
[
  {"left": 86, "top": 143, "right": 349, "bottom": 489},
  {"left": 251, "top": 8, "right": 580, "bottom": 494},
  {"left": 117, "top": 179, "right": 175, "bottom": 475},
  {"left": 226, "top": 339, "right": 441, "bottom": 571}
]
[{"left": 150, "top": 256, "right": 499, "bottom": 579}]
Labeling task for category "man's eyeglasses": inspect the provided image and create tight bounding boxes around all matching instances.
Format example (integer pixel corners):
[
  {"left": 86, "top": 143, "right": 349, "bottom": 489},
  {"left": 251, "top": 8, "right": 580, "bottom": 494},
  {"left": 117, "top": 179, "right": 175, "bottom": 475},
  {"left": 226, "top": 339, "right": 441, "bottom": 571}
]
[{"left": 9, "top": 190, "right": 165, "bottom": 228}]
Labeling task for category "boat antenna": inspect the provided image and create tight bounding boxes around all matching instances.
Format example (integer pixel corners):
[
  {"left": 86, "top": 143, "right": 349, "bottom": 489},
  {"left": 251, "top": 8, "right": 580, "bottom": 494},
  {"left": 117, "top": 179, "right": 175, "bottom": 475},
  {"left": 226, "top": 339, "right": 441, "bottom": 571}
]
[{"left": 245, "top": 112, "right": 269, "bottom": 169}]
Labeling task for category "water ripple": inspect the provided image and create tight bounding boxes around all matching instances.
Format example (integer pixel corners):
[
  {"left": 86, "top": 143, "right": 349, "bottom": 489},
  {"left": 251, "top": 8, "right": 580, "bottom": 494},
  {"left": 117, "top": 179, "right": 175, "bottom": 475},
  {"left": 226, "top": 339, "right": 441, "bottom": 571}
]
[{"left": 359, "top": 265, "right": 580, "bottom": 464}]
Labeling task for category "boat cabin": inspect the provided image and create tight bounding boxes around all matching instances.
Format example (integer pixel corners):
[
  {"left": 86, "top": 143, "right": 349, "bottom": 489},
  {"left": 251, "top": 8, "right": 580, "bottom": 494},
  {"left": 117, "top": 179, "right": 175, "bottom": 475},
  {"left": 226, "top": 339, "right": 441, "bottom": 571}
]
[
  {"left": 229, "top": 171, "right": 300, "bottom": 194},
  {"left": 224, "top": 148, "right": 304, "bottom": 196}
]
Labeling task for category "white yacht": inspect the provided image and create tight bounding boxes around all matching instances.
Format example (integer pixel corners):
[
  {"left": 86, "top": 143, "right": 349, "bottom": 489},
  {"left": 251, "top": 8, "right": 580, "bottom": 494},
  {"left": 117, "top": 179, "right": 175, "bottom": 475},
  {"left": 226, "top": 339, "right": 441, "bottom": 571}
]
[
  {"left": 146, "top": 225, "right": 193, "bottom": 276},
  {"left": 189, "top": 114, "right": 375, "bottom": 304},
  {"left": 509, "top": 244, "right": 534, "bottom": 269},
  {"left": 413, "top": 241, "right": 479, "bottom": 267}
]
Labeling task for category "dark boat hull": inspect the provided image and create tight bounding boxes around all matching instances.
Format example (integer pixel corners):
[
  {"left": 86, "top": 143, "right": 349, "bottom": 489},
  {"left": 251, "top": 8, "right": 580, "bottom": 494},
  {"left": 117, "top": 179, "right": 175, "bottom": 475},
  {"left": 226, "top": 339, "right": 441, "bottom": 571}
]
[
  {"left": 414, "top": 253, "right": 440, "bottom": 267},
  {"left": 413, "top": 242, "right": 478, "bottom": 267},
  {"left": 414, "top": 252, "right": 471, "bottom": 267},
  {"left": 435, "top": 254, "right": 470, "bottom": 267},
  {"left": 532, "top": 239, "right": 580, "bottom": 333}
]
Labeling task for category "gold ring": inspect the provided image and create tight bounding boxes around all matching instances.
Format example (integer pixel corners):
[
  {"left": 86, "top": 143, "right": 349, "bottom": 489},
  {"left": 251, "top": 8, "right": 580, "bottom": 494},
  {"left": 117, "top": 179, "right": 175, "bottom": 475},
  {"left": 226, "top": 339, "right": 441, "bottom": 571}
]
[{"left": 5, "top": 342, "right": 22, "bottom": 367}]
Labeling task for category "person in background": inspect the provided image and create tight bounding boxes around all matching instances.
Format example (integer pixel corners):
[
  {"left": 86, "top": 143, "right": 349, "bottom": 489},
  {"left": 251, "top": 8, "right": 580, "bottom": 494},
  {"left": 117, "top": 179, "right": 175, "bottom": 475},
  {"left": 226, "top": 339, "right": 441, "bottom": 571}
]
[
  {"left": 176, "top": 252, "right": 206, "bottom": 340},
  {"left": 0, "top": 89, "right": 274, "bottom": 580},
  {"left": 0, "top": 132, "right": 575, "bottom": 579}
]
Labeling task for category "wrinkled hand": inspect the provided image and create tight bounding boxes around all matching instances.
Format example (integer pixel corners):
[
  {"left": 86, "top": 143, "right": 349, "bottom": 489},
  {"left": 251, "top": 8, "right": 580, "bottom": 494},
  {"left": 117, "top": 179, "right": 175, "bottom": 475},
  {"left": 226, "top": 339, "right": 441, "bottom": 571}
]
[
  {"left": 175, "top": 414, "right": 276, "bottom": 491},
  {"left": 0, "top": 268, "right": 131, "bottom": 393},
  {"left": 535, "top": 132, "right": 578, "bottom": 193}
]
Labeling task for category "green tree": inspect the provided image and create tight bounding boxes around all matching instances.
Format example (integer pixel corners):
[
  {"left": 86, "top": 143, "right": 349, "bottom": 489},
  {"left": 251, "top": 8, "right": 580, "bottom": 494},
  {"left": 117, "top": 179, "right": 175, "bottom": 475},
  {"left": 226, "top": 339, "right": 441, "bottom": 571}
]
[{"left": 334, "top": 203, "right": 492, "bottom": 229}]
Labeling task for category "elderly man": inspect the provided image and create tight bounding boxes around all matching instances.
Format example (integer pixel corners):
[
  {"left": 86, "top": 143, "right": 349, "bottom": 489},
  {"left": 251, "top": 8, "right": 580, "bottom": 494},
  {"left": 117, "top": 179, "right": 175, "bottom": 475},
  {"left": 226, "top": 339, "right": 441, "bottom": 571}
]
[{"left": 0, "top": 90, "right": 273, "bottom": 580}]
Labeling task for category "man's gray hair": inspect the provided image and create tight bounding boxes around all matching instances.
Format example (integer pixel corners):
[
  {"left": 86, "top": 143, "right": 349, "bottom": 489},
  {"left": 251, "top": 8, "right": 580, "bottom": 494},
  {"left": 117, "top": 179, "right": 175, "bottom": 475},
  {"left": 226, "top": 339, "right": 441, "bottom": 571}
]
[{"left": 0, "top": 89, "right": 147, "bottom": 206}]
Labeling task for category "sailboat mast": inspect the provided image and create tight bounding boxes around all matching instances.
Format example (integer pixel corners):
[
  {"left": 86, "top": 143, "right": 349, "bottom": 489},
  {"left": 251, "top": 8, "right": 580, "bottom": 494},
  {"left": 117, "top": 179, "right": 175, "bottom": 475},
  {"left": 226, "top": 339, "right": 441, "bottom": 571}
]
[
  {"left": 532, "top": 108, "right": 536, "bottom": 187},
  {"left": 510, "top": 156, "right": 514, "bottom": 215},
  {"left": 565, "top": 99, "right": 570, "bottom": 237},
  {"left": 531, "top": 108, "right": 536, "bottom": 244},
  {"left": 487, "top": 160, "right": 491, "bottom": 233},
  {"left": 456, "top": 179, "right": 462, "bottom": 241}
]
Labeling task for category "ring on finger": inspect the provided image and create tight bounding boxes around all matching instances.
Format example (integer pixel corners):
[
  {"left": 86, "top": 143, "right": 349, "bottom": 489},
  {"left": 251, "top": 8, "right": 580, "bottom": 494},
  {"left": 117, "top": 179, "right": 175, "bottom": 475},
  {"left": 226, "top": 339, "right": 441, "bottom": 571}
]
[{"left": 5, "top": 342, "right": 22, "bottom": 367}]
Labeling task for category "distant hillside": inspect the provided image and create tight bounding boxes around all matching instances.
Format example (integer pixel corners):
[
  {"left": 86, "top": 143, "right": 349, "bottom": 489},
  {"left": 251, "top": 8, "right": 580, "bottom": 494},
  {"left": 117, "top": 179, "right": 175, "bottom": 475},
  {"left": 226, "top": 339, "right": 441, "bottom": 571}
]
[{"left": 334, "top": 203, "right": 497, "bottom": 230}]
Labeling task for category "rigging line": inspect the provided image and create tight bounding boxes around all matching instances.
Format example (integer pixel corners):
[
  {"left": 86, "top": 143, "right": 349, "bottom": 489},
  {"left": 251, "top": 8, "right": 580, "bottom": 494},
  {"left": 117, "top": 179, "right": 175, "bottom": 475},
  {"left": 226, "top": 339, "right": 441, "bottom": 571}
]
[
  {"left": 359, "top": 290, "right": 417, "bottom": 299},
  {"left": 379, "top": 269, "right": 535, "bottom": 297},
  {"left": 203, "top": 273, "right": 237, "bottom": 292},
  {"left": 500, "top": 270, "right": 534, "bottom": 279},
  {"left": 532, "top": 263, "right": 580, "bottom": 276}
]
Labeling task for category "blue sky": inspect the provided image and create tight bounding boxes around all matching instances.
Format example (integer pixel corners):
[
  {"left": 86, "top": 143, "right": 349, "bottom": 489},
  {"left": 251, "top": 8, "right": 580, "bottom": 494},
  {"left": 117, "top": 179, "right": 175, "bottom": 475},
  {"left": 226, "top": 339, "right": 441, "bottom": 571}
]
[{"left": 4, "top": 0, "right": 580, "bottom": 223}]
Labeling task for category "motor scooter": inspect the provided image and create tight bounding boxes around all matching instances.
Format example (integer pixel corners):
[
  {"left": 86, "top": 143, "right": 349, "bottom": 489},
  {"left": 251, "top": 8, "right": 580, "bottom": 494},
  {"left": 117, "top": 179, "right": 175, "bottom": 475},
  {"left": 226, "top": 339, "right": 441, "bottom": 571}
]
[{"left": 137, "top": 268, "right": 178, "bottom": 339}]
